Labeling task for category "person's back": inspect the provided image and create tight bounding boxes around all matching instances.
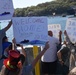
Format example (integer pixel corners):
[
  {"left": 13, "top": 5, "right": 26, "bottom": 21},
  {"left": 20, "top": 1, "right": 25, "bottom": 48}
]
[
  {"left": 57, "top": 41, "right": 70, "bottom": 75},
  {"left": 0, "top": 50, "right": 22, "bottom": 75},
  {"left": 41, "top": 31, "right": 59, "bottom": 75},
  {"left": 60, "top": 45, "right": 70, "bottom": 67},
  {"left": 41, "top": 36, "right": 59, "bottom": 62}
]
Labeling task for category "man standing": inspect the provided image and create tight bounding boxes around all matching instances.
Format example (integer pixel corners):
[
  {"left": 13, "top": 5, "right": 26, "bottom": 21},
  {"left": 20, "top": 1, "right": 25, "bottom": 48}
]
[{"left": 41, "top": 31, "right": 61, "bottom": 75}]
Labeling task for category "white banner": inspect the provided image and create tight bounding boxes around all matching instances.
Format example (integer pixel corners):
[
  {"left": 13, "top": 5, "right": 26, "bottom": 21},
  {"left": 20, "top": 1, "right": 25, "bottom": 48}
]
[
  {"left": 0, "top": 0, "right": 14, "bottom": 20},
  {"left": 48, "top": 24, "right": 61, "bottom": 38},
  {"left": 66, "top": 18, "right": 76, "bottom": 43},
  {"left": 12, "top": 17, "right": 48, "bottom": 46}
]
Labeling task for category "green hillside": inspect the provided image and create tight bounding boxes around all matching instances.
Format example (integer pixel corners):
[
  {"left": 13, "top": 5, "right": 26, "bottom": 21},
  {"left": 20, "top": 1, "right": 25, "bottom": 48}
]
[{"left": 15, "top": 0, "right": 76, "bottom": 16}]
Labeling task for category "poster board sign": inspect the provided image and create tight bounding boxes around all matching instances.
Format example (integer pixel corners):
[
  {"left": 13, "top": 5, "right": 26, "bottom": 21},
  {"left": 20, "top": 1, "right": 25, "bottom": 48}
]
[
  {"left": 69, "top": 18, "right": 76, "bottom": 20},
  {"left": 48, "top": 24, "right": 61, "bottom": 38},
  {"left": 65, "top": 18, "right": 76, "bottom": 43},
  {"left": 12, "top": 17, "right": 48, "bottom": 46},
  {"left": 0, "top": 0, "right": 14, "bottom": 20},
  {"left": 0, "top": 22, "right": 1, "bottom": 30}
]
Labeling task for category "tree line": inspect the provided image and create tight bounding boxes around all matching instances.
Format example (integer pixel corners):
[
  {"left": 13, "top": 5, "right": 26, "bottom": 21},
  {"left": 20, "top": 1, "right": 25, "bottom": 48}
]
[{"left": 15, "top": 0, "right": 76, "bottom": 17}]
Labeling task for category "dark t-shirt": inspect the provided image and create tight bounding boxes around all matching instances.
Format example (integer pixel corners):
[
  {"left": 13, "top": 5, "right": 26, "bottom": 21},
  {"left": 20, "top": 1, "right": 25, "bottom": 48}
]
[{"left": 60, "top": 45, "right": 70, "bottom": 67}]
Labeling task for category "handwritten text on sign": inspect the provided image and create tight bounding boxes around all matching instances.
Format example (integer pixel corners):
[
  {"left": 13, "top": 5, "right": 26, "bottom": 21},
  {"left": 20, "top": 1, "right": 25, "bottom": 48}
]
[
  {"left": 48, "top": 24, "right": 61, "bottom": 38},
  {"left": 12, "top": 17, "right": 48, "bottom": 45},
  {"left": 0, "top": 0, "right": 14, "bottom": 20},
  {"left": 66, "top": 18, "right": 76, "bottom": 43}
]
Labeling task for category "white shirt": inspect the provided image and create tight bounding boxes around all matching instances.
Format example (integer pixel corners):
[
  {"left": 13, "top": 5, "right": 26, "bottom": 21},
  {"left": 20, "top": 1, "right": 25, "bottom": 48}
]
[{"left": 41, "top": 36, "right": 59, "bottom": 62}]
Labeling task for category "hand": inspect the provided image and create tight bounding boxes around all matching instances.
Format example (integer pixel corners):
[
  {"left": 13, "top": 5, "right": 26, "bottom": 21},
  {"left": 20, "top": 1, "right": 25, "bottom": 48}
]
[
  {"left": 64, "top": 30, "right": 67, "bottom": 35},
  {"left": 59, "top": 30, "right": 62, "bottom": 35},
  {"left": 12, "top": 38, "right": 16, "bottom": 44}
]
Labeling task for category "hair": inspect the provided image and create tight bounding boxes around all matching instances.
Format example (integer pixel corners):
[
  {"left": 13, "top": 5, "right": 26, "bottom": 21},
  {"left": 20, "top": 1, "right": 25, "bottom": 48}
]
[
  {"left": 2, "top": 36, "right": 8, "bottom": 43},
  {"left": 48, "top": 31, "right": 53, "bottom": 36}
]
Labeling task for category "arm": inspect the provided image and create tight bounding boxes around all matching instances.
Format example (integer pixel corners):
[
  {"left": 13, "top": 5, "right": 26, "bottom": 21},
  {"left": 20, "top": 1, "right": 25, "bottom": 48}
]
[
  {"left": 59, "top": 30, "right": 62, "bottom": 44},
  {"left": 57, "top": 50, "right": 62, "bottom": 61},
  {"left": 3, "top": 20, "right": 12, "bottom": 31},
  {"left": 12, "top": 38, "right": 26, "bottom": 57},
  {"left": 64, "top": 30, "right": 72, "bottom": 46},
  {"left": 20, "top": 45, "right": 26, "bottom": 57},
  {"left": 57, "top": 50, "right": 64, "bottom": 64},
  {"left": 3, "top": 12, "right": 15, "bottom": 31},
  {"left": 31, "top": 42, "right": 49, "bottom": 68},
  {"left": 12, "top": 38, "right": 17, "bottom": 50}
]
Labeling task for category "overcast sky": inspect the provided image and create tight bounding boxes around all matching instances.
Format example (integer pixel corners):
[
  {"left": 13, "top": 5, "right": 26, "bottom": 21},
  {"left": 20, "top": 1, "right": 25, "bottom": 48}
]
[{"left": 12, "top": 0, "right": 54, "bottom": 8}]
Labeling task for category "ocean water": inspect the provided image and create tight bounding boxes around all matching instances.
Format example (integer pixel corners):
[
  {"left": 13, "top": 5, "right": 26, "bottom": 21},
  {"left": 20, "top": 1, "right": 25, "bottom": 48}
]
[{"left": 0, "top": 16, "right": 73, "bottom": 42}]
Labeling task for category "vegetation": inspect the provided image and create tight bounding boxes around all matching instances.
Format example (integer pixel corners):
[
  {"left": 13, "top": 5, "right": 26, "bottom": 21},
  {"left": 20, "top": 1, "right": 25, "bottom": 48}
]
[{"left": 15, "top": 0, "right": 76, "bottom": 16}]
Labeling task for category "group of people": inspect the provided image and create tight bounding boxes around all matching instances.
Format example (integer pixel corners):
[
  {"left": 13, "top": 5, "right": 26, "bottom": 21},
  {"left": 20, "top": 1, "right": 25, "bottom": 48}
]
[
  {"left": 0, "top": 18, "right": 50, "bottom": 75},
  {"left": 0, "top": 16, "right": 76, "bottom": 75},
  {"left": 41, "top": 30, "right": 61, "bottom": 75},
  {"left": 40, "top": 30, "right": 76, "bottom": 75}
]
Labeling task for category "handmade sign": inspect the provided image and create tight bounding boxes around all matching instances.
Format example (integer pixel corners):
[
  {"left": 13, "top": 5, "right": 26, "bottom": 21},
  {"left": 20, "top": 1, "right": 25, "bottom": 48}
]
[
  {"left": 66, "top": 18, "right": 76, "bottom": 43},
  {"left": 0, "top": 22, "right": 1, "bottom": 29},
  {"left": 0, "top": 0, "right": 14, "bottom": 20},
  {"left": 48, "top": 24, "right": 61, "bottom": 38},
  {"left": 12, "top": 17, "right": 48, "bottom": 45}
]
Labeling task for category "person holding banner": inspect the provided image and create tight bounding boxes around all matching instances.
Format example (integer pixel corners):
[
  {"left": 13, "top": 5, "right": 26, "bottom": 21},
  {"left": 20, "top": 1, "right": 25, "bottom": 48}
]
[
  {"left": 41, "top": 30, "right": 61, "bottom": 75},
  {"left": 64, "top": 30, "right": 76, "bottom": 71},
  {"left": 0, "top": 20, "right": 12, "bottom": 71},
  {"left": 1, "top": 36, "right": 12, "bottom": 59},
  {"left": 0, "top": 39, "right": 49, "bottom": 75},
  {"left": 57, "top": 40, "right": 70, "bottom": 75}
]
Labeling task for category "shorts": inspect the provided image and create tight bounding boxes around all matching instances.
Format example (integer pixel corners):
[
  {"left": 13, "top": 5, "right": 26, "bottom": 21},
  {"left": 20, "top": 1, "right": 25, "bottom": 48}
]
[{"left": 41, "top": 60, "right": 57, "bottom": 74}]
